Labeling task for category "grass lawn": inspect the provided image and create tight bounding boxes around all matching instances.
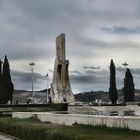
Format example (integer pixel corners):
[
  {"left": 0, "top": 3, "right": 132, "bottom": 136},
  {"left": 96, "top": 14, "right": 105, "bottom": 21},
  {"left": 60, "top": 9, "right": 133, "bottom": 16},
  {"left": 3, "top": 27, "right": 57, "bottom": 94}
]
[{"left": 0, "top": 117, "right": 139, "bottom": 140}]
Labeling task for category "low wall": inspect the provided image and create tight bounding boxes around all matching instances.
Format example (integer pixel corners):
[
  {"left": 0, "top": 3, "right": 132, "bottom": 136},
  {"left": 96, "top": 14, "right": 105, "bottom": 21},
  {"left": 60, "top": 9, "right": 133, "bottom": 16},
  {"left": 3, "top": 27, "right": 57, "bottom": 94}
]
[
  {"left": 69, "top": 106, "right": 133, "bottom": 112},
  {"left": 0, "top": 103, "right": 68, "bottom": 112},
  {"left": 126, "top": 105, "right": 140, "bottom": 111},
  {"left": 12, "top": 112, "right": 140, "bottom": 131}
]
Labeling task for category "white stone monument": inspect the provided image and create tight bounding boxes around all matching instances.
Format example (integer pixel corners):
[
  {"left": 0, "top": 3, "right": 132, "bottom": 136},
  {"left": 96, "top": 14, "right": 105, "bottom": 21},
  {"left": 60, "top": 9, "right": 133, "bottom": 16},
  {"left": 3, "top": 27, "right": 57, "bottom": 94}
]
[{"left": 50, "top": 33, "right": 75, "bottom": 103}]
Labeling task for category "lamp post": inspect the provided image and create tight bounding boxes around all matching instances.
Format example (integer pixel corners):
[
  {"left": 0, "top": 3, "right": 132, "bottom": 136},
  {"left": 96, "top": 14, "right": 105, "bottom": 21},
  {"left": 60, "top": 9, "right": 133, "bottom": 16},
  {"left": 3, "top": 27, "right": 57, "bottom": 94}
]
[
  {"left": 29, "top": 62, "right": 35, "bottom": 103},
  {"left": 122, "top": 62, "right": 128, "bottom": 69},
  {"left": 46, "top": 74, "right": 49, "bottom": 103}
]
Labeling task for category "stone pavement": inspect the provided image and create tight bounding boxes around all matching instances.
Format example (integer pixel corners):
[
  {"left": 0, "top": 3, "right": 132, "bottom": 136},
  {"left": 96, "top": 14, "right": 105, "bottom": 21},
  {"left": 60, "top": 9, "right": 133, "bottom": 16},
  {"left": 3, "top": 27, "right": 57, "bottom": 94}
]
[{"left": 0, "top": 133, "right": 20, "bottom": 140}]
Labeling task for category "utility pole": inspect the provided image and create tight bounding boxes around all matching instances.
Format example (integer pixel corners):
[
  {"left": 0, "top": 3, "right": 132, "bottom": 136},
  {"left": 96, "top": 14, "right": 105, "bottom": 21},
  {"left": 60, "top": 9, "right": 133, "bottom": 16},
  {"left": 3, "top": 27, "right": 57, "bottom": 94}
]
[{"left": 29, "top": 62, "right": 35, "bottom": 103}]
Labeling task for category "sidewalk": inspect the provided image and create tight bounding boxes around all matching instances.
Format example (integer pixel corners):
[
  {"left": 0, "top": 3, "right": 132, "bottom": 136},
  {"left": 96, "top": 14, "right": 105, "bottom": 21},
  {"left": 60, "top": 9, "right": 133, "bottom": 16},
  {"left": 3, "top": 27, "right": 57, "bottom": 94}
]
[{"left": 0, "top": 132, "right": 21, "bottom": 140}]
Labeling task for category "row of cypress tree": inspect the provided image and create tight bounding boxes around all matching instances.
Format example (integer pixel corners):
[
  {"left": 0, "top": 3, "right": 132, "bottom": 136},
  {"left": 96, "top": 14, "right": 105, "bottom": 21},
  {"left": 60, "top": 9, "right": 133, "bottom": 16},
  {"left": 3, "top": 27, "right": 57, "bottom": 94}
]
[
  {"left": 109, "top": 59, "right": 135, "bottom": 104},
  {"left": 0, "top": 56, "right": 14, "bottom": 104}
]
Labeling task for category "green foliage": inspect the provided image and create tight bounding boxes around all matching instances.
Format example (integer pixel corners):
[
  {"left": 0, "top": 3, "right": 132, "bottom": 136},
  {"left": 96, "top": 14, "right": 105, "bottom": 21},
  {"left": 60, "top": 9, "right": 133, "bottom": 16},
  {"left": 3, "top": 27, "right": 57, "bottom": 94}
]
[
  {"left": 3, "top": 55, "right": 14, "bottom": 102},
  {"left": 0, "top": 118, "right": 74, "bottom": 140},
  {"left": 0, "top": 55, "right": 14, "bottom": 104},
  {"left": 109, "top": 59, "right": 118, "bottom": 104},
  {"left": 0, "top": 118, "right": 139, "bottom": 140},
  {"left": 123, "top": 68, "right": 135, "bottom": 102},
  {"left": 75, "top": 91, "right": 108, "bottom": 103},
  {"left": 0, "top": 59, "right": 2, "bottom": 76}
]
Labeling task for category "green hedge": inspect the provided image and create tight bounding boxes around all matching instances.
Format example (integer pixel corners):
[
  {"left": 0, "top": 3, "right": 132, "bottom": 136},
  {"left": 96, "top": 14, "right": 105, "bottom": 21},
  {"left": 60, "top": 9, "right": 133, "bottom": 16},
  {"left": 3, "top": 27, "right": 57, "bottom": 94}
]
[
  {"left": 0, "top": 118, "right": 139, "bottom": 140},
  {"left": 0, "top": 103, "right": 68, "bottom": 112},
  {"left": 0, "top": 118, "right": 74, "bottom": 140}
]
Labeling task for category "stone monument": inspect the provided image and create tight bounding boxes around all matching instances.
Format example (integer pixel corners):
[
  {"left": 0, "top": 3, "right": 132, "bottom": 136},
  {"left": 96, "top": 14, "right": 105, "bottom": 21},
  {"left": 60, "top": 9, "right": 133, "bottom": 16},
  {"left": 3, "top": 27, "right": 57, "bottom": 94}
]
[{"left": 50, "top": 33, "right": 75, "bottom": 103}]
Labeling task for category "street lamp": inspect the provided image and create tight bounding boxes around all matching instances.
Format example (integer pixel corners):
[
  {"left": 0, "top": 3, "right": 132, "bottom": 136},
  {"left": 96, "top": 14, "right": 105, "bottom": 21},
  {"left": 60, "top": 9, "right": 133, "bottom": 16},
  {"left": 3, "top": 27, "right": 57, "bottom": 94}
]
[
  {"left": 122, "top": 62, "right": 128, "bottom": 68},
  {"left": 29, "top": 62, "right": 35, "bottom": 103},
  {"left": 122, "top": 62, "right": 128, "bottom": 73}
]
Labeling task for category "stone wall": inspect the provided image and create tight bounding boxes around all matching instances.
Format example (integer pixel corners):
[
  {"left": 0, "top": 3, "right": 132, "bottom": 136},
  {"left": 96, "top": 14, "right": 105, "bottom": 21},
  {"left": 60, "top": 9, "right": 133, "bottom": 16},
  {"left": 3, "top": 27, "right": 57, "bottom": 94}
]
[
  {"left": 12, "top": 112, "right": 140, "bottom": 131},
  {"left": 69, "top": 106, "right": 131, "bottom": 112}
]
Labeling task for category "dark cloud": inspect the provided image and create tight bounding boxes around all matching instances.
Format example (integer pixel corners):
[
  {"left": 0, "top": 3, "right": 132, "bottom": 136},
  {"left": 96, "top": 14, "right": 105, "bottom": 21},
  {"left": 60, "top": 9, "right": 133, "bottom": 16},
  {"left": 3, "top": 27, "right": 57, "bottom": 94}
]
[
  {"left": 11, "top": 70, "right": 46, "bottom": 90},
  {"left": 11, "top": 70, "right": 45, "bottom": 81},
  {"left": 70, "top": 68, "right": 109, "bottom": 92},
  {"left": 71, "top": 74, "right": 97, "bottom": 84},
  {"left": 70, "top": 67, "right": 109, "bottom": 86}
]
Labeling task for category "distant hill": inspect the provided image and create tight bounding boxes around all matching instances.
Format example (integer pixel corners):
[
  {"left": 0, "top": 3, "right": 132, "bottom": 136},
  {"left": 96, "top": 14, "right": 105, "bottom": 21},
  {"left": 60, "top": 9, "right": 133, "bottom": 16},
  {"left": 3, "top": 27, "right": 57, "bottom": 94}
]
[
  {"left": 74, "top": 91, "right": 108, "bottom": 102},
  {"left": 13, "top": 89, "right": 47, "bottom": 104},
  {"left": 13, "top": 89, "right": 140, "bottom": 103},
  {"left": 13, "top": 88, "right": 50, "bottom": 94},
  {"left": 74, "top": 89, "right": 140, "bottom": 103},
  {"left": 14, "top": 89, "right": 29, "bottom": 94},
  {"left": 38, "top": 88, "right": 50, "bottom": 93}
]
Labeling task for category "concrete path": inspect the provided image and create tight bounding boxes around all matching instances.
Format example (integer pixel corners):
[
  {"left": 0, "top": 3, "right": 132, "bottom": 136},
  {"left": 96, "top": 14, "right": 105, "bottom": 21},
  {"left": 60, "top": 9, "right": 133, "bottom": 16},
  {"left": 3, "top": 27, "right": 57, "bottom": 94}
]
[{"left": 0, "top": 132, "right": 20, "bottom": 140}]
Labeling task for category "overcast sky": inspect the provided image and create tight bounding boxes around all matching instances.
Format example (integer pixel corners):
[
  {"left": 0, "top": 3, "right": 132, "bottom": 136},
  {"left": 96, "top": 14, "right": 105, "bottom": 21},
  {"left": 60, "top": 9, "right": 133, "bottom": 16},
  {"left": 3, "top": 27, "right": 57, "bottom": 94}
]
[{"left": 0, "top": 0, "right": 140, "bottom": 93}]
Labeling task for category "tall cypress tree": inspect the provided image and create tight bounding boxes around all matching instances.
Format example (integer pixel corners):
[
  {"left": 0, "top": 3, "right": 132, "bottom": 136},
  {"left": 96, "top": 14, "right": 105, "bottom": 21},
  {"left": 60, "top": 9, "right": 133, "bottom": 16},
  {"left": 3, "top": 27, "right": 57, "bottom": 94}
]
[
  {"left": 0, "top": 59, "right": 2, "bottom": 101},
  {"left": 0, "top": 59, "right": 2, "bottom": 77},
  {"left": 109, "top": 59, "right": 118, "bottom": 104},
  {"left": 123, "top": 68, "right": 135, "bottom": 102},
  {"left": 3, "top": 55, "right": 14, "bottom": 103}
]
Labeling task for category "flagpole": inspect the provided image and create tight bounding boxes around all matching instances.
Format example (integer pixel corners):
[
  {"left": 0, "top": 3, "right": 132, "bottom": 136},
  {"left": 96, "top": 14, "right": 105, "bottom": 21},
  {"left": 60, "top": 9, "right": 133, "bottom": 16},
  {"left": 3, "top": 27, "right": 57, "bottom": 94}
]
[
  {"left": 46, "top": 74, "right": 49, "bottom": 103},
  {"left": 29, "top": 62, "right": 35, "bottom": 103}
]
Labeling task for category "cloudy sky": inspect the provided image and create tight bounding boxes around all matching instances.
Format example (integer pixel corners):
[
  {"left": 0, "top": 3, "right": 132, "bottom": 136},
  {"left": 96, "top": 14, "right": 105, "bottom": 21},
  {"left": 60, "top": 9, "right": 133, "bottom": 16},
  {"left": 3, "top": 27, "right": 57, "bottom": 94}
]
[{"left": 0, "top": 0, "right": 140, "bottom": 93}]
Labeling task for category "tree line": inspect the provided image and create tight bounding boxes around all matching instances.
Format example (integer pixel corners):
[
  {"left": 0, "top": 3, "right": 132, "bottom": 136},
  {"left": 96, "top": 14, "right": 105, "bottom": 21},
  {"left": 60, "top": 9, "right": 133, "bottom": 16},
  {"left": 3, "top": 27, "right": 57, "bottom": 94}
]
[
  {"left": 0, "top": 56, "right": 14, "bottom": 104},
  {"left": 109, "top": 59, "right": 134, "bottom": 104},
  {"left": 0, "top": 56, "right": 135, "bottom": 104}
]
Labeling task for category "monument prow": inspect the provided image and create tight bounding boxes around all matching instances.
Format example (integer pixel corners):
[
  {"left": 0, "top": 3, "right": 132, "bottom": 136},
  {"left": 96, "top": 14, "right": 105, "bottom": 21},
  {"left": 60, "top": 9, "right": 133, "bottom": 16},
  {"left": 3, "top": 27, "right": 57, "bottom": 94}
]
[{"left": 50, "top": 33, "right": 75, "bottom": 103}]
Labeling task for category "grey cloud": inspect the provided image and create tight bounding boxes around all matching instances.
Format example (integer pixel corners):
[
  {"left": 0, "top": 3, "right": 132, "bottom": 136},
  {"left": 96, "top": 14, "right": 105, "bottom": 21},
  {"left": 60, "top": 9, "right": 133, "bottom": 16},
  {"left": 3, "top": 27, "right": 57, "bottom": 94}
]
[
  {"left": 0, "top": 0, "right": 140, "bottom": 61},
  {"left": 69, "top": 68, "right": 110, "bottom": 92},
  {"left": 0, "top": 0, "right": 140, "bottom": 92},
  {"left": 85, "top": 70, "right": 108, "bottom": 76},
  {"left": 71, "top": 74, "right": 97, "bottom": 84},
  {"left": 131, "top": 68, "right": 140, "bottom": 75},
  {"left": 70, "top": 74, "right": 108, "bottom": 86},
  {"left": 11, "top": 70, "right": 47, "bottom": 90},
  {"left": 116, "top": 66, "right": 125, "bottom": 73},
  {"left": 70, "top": 68, "right": 109, "bottom": 85},
  {"left": 77, "top": 34, "right": 140, "bottom": 50},
  {"left": 76, "top": 36, "right": 110, "bottom": 48},
  {"left": 102, "top": 26, "right": 140, "bottom": 34},
  {"left": 116, "top": 67, "right": 140, "bottom": 76},
  {"left": 70, "top": 70, "right": 82, "bottom": 75},
  {"left": 48, "top": 69, "right": 53, "bottom": 73},
  {"left": 83, "top": 66, "right": 100, "bottom": 70},
  {"left": 11, "top": 70, "right": 46, "bottom": 81}
]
